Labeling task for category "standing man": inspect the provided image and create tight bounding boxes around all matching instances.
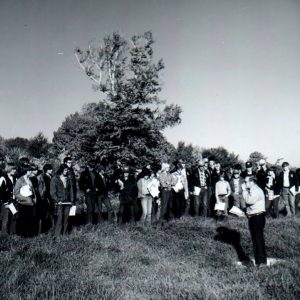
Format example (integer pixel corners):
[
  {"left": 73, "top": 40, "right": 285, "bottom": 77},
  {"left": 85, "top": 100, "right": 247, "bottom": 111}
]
[
  {"left": 38, "top": 163, "right": 54, "bottom": 233},
  {"left": 63, "top": 156, "right": 77, "bottom": 202},
  {"left": 50, "top": 164, "right": 75, "bottom": 235},
  {"left": 242, "top": 176, "right": 267, "bottom": 267},
  {"left": 0, "top": 163, "right": 17, "bottom": 234},
  {"left": 79, "top": 161, "right": 99, "bottom": 224},
  {"left": 192, "top": 160, "right": 211, "bottom": 217},
  {"left": 14, "top": 164, "right": 37, "bottom": 237},
  {"left": 157, "top": 163, "right": 177, "bottom": 222},
  {"left": 256, "top": 159, "right": 269, "bottom": 191},
  {"left": 96, "top": 165, "right": 114, "bottom": 222},
  {"left": 241, "top": 161, "right": 256, "bottom": 179},
  {"left": 278, "top": 162, "right": 299, "bottom": 216}
]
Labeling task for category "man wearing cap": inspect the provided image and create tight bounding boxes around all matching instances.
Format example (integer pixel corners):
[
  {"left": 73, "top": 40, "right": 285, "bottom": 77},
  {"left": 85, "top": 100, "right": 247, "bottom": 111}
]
[
  {"left": 278, "top": 162, "right": 299, "bottom": 216},
  {"left": 0, "top": 163, "right": 17, "bottom": 234},
  {"left": 242, "top": 176, "right": 267, "bottom": 267},
  {"left": 192, "top": 160, "right": 211, "bottom": 217},
  {"left": 241, "top": 161, "right": 256, "bottom": 179}
]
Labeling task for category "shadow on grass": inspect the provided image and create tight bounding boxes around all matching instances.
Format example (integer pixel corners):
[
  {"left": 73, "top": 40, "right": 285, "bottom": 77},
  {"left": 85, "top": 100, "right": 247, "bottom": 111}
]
[{"left": 214, "top": 226, "right": 250, "bottom": 263}]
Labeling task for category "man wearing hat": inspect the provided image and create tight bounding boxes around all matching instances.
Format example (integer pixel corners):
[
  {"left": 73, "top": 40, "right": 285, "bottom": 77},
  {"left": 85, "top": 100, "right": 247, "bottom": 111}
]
[
  {"left": 0, "top": 163, "right": 17, "bottom": 234},
  {"left": 192, "top": 160, "right": 211, "bottom": 217},
  {"left": 278, "top": 162, "right": 299, "bottom": 216},
  {"left": 241, "top": 161, "right": 256, "bottom": 179}
]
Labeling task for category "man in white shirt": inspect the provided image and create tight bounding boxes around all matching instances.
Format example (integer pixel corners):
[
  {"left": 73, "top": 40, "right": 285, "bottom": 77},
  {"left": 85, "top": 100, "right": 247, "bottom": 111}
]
[{"left": 242, "top": 176, "right": 267, "bottom": 267}]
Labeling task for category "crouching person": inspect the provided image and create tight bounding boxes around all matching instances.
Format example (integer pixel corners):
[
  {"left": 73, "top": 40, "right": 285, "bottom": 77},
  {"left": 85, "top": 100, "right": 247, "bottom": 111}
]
[{"left": 50, "top": 164, "right": 75, "bottom": 235}]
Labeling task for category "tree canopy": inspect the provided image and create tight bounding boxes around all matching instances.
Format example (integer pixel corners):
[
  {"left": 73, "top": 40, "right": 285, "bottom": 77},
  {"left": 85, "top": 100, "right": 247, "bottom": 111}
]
[{"left": 53, "top": 31, "right": 181, "bottom": 167}]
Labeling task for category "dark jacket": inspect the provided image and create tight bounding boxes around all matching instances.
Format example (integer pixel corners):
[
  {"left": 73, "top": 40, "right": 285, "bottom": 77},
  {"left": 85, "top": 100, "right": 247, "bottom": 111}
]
[
  {"left": 0, "top": 174, "right": 16, "bottom": 203},
  {"left": 50, "top": 175, "right": 75, "bottom": 204},
  {"left": 192, "top": 168, "right": 211, "bottom": 188},
  {"left": 256, "top": 167, "right": 269, "bottom": 190},
  {"left": 79, "top": 169, "right": 100, "bottom": 193},
  {"left": 240, "top": 170, "right": 256, "bottom": 179},
  {"left": 230, "top": 177, "right": 244, "bottom": 195},
  {"left": 98, "top": 174, "right": 110, "bottom": 196},
  {"left": 277, "top": 170, "right": 299, "bottom": 191},
  {"left": 119, "top": 175, "right": 138, "bottom": 204}
]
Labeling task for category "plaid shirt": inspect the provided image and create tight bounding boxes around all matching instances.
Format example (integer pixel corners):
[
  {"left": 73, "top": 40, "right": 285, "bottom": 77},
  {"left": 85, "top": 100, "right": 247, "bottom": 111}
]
[{"left": 198, "top": 169, "right": 207, "bottom": 187}]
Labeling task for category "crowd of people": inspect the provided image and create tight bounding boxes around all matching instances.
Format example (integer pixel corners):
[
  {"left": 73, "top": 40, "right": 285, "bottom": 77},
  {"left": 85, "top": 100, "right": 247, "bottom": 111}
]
[{"left": 0, "top": 156, "right": 299, "bottom": 241}]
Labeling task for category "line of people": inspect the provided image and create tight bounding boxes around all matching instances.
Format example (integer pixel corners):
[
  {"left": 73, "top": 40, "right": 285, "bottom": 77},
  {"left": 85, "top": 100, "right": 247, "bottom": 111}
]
[{"left": 0, "top": 156, "right": 299, "bottom": 237}]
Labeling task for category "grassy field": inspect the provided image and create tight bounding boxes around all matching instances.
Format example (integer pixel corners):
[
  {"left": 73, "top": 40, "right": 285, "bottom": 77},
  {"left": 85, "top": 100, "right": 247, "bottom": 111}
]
[{"left": 0, "top": 216, "right": 299, "bottom": 300}]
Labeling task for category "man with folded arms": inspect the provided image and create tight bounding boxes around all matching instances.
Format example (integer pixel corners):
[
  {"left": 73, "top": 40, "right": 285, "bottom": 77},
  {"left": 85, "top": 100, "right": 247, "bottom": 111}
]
[{"left": 242, "top": 176, "right": 267, "bottom": 267}]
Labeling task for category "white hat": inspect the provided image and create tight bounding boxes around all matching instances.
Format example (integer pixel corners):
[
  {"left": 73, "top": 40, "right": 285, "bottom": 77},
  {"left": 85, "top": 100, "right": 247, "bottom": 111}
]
[
  {"left": 161, "top": 163, "right": 170, "bottom": 171},
  {"left": 259, "top": 159, "right": 266, "bottom": 165}
]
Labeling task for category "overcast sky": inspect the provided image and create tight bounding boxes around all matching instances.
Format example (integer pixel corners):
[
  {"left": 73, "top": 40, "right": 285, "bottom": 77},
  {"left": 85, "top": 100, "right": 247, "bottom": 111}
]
[{"left": 0, "top": 0, "right": 300, "bottom": 165}]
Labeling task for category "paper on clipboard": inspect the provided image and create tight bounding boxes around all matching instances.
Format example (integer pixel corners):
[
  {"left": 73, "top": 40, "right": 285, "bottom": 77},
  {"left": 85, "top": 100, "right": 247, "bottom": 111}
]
[
  {"left": 229, "top": 206, "right": 245, "bottom": 217},
  {"left": 290, "top": 186, "right": 296, "bottom": 196},
  {"left": 69, "top": 205, "right": 77, "bottom": 216},
  {"left": 8, "top": 203, "right": 18, "bottom": 215},
  {"left": 193, "top": 186, "right": 201, "bottom": 196},
  {"left": 172, "top": 180, "right": 184, "bottom": 193},
  {"left": 214, "top": 202, "right": 225, "bottom": 211}
]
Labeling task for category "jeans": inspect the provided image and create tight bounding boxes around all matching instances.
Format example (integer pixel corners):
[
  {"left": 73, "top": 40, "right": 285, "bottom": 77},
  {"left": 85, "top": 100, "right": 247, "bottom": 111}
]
[
  {"left": 233, "top": 194, "right": 246, "bottom": 209},
  {"left": 265, "top": 196, "right": 279, "bottom": 218},
  {"left": 172, "top": 190, "right": 185, "bottom": 218},
  {"left": 281, "top": 188, "right": 295, "bottom": 216},
  {"left": 55, "top": 205, "right": 71, "bottom": 235},
  {"left": 96, "top": 194, "right": 113, "bottom": 221},
  {"left": 249, "top": 213, "right": 267, "bottom": 266},
  {"left": 140, "top": 196, "right": 152, "bottom": 223},
  {"left": 159, "top": 190, "right": 173, "bottom": 221},
  {"left": 85, "top": 191, "right": 98, "bottom": 224},
  {"left": 194, "top": 188, "right": 209, "bottom": 217}
]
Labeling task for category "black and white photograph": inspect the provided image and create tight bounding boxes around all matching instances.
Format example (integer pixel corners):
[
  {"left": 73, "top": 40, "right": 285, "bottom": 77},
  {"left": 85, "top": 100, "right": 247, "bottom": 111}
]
[{"left": 0, "top": 0, "right": 299, "bottom": 299}]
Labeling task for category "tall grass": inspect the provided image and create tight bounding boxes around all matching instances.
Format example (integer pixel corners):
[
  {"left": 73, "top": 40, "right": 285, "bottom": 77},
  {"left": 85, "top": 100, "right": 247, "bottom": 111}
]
[{"left": 0, "top": 216, "right": 299, "bottom": 299}]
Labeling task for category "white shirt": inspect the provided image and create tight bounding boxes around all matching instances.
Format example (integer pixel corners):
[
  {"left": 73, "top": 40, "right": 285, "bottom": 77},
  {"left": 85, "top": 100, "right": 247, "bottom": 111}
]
[
  {"left": 283, "top": 170, "right": 290, "bottom": 188},
  {"left": 243, "top": 184, "right": 265, "bottom": 215}
]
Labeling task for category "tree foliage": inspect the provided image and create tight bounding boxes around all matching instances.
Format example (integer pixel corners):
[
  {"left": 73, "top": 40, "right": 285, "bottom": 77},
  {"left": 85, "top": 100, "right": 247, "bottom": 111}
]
[
  {"left": 172, "top": 141, "right": 201, "bottom": 167},
  {"left": 201, "top": 147, "right": 242, "bottom": 170},
  {"left": 53, "top": 31, "right": 181, "bottom": 167},
  {"left": 248, "top": 151, "right": 267, "bottom": 165}
]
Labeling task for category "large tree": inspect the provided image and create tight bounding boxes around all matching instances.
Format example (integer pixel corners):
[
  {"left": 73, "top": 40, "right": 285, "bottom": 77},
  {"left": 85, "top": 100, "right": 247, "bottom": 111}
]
[{"left": 53, "top": 32, "right": 181, "bottom": 167}]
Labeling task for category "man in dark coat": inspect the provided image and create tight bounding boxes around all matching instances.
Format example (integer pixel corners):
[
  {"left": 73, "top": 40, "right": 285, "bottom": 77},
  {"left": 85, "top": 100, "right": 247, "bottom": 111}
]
[
  {"left": 79, "top": 161, "right": 100, "bottom": 224},
  {"left": 0, "top": 163, "right": 17, "bottom": 234},
  {"left": 50, "top": 164, "right": 75, "bottom": 235}
]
